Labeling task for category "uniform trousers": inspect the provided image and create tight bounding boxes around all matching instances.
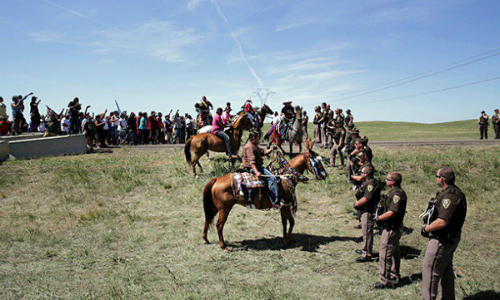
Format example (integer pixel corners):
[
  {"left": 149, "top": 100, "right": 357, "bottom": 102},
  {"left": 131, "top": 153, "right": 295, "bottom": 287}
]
[
  {"left": 494, "top": 124, "right": 500, "bottom": 139},
  {"left": 321, "top": 126, "right": 330, "bottom": 147},
  {"left": 313, "top": 124, "right": 321, "bottom": 143},
  {"left": 422, "top": 237, "right": 460, "bottom": 300},
  {"left": 329, "top": 141, "right": 344, "bottom": 166},
  {"left": 360, "top": 211, "right": 374, "bottom": 257},
  {"left": 479, "top": 125, "right": 488, "bottom": 139},
  {"left": 379, "top": 228, "right": 401, "bottom": 285}
]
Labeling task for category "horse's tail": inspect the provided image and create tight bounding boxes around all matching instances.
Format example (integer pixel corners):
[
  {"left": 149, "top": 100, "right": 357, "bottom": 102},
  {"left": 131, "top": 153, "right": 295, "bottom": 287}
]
[
  {"left": 184, "top": 137, "right": 193, "bottom": 164},
  {"left": 203, "top": 178, "right": 218, "bottom": 225}
]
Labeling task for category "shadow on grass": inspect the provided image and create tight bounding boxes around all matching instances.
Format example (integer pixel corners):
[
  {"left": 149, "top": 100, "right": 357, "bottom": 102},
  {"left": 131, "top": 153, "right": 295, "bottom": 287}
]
[
  {"left": 232, "top": 233, "right": 361, "bottom": 252},
  {"left": 397, "top": 273, "right": 422, "bottom": 288},
  {"left": 400, "top": 245, "right": 421, "bottom": 260},
  {"left": 463, "top": 291, "right": 500, "bottom": 300}
]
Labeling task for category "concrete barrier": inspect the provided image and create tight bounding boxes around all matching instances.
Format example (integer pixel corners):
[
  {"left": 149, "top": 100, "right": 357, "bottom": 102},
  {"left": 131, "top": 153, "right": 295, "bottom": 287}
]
[
  {"left": 0, "top": 133, "right": 44, "bottom": 142},
  {"left": 0, "top": 141, "right": 8, "bottom": 163},
  {"left": 8, "top": 134, "right": 87, "bottom": 160}
]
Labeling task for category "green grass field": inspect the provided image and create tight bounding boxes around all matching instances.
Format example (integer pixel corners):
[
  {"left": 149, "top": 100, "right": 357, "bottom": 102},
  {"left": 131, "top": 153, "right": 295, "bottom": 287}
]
[
  {"left": 0, "top": 143, "right": 498, "bottom": 299},
  {"left": 264, "top": 119, "right": 482, "bottom": 141}
]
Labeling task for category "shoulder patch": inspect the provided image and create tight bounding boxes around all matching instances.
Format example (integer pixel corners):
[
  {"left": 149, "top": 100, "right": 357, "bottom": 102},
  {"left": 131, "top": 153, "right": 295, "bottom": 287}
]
[
  {"left": 368, "top": 185, "right": 373, "bottom": 192},
  {"left": 443, "top": 199, "right": 451, "bottom": 209},
  {"left": 393, "top": 195, "right": 400, "bottom": 203}
]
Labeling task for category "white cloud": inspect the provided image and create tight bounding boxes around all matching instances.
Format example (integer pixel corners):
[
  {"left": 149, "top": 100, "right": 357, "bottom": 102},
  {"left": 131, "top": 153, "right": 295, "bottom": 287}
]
[
  {"left": 276, "top": 19, "right": 313, "bottom": 32},
  {"left": 29, "top": 31, "right": 65, "bottom": 42},
  {"left": 187, "top": 0, "right": 206, "bottom": 10},
  {"left": 92, "top": 20, "right": 202, "bottom": 63}
]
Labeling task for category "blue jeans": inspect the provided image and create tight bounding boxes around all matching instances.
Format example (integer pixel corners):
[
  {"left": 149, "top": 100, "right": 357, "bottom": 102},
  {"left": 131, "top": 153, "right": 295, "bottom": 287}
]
[
  {"left": 256, "top": 165, "right": 279, "bottom": 205},
  {"left": 215, "top": 131, "right": 232, "bottom": 155}
]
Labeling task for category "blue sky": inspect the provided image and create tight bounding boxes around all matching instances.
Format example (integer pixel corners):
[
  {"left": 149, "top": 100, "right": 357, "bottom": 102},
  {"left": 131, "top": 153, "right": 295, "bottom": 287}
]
[{"left": 0, "top": 0, "right": 498, "bottom": 122}]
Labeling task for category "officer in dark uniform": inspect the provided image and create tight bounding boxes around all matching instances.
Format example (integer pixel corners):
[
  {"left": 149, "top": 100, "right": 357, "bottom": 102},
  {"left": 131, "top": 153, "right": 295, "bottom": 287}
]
[
  {"left": 478, "top": 111, "right": 489, "bottom": 139},
  {"left": 345, "top": 127, "right": 360, "bottom": 154},
  {"left": 361, "top": 136, "right": 373, "bottom": 163},
  {"left": 328, "top": 119, "right": 346, "bottom": 167},
  {"left": 373, "top": 172, "right": 407, "bottom": 289},
  {"left": 353, "top": 166, "right": 381, "bottom": 262},
  {"left": 421, "top": 168, "right": 467, "bottom": 300}
]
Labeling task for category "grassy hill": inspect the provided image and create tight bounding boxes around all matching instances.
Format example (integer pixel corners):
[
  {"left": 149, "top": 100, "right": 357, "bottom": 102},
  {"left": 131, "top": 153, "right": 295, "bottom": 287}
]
[
  {"left": 264, "top": 119, "right": 480, "bottom": 141},
  {"left": 0, "top": 145, "right": 498, "bottom": 299}
]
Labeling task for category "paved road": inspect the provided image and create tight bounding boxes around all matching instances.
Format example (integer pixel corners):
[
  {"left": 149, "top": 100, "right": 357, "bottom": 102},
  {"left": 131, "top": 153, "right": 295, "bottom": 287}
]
[{"left": 127, "top": 139, "right": 500, "bottom": 150}]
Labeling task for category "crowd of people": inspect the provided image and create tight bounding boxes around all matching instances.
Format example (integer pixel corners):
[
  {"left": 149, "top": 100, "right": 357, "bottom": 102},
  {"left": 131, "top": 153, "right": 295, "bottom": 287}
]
[{"left": 0, "top": 94, "right": 218, "bottom": 151}]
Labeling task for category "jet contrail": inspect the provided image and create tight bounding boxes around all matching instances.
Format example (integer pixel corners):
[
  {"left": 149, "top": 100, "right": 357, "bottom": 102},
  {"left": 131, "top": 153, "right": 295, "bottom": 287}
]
[
  {"left": 210, "top": 0, "right": 263, "bottom": 88},
  {"left": 41, "top": 0, "right": 126, "bottom": 34}
]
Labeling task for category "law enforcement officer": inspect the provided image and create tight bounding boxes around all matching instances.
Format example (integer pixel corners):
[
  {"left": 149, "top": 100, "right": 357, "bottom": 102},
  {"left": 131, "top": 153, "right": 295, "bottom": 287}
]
[
  {"left": 373, "top": 172, "right": 407, "bottom": 289},
  {"left": 492, "top": 109, "right": 500, "bottom": 139},
  {"left": 353, "top": 166, "right": 381, "bottom": 262},
  {"left": 328, "top": 119, "right": 346, "bottom": 167},
  {"left": 478, "top": 111, "right": 489, "bottom": 139},
  {"left": 345, "top": 109, "right": 354, "bottom": 128},
  {"left": 318, "top": 102, "right": 328, "bottom": 148},
  {"left": 421, "top": 168, "right": 467, "bottom": 300}
]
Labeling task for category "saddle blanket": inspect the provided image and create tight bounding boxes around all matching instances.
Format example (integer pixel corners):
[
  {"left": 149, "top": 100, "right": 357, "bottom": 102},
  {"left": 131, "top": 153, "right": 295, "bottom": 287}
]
[{"left": 231, "top": 172, "right": 264, "bottom": 193}]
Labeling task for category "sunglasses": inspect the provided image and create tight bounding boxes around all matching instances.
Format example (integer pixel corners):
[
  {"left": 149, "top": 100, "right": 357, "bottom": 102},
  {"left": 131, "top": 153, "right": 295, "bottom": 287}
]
[
  {"left": 361, "top": 171, "right": 367, "bottom": 174},
  {"left": 385, "top": 178, "right": 395, "bottom": 181},
  {"left": 435, "top": 175, "right": 442, "bottom": 178}
]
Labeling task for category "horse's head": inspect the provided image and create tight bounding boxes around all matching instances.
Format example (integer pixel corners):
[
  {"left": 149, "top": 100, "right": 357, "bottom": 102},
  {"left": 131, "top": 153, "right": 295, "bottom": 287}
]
[
  {"left": 296, "top": 139, "right": 327, "bottom": 180},
  {"left": 261, "top": 104, "right": 274, "bottom": 116}
]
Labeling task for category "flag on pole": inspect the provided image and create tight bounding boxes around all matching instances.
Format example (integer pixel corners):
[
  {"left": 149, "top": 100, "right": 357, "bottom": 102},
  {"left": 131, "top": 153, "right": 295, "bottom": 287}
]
[{"left": 115, "top": 100, "right": 121, "bottom": 115}]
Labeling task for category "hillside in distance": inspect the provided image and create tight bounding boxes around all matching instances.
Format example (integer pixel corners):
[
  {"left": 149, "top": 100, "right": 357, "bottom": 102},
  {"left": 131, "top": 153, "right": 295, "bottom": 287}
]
[{"left": 264, "top": 120, "right": 479, "bottom": 141}]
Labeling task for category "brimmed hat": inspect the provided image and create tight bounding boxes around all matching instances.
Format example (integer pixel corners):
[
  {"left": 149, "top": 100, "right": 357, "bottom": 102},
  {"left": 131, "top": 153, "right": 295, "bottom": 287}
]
[{"left": 283, "top": 100, "right": 292, "bottom": 105}]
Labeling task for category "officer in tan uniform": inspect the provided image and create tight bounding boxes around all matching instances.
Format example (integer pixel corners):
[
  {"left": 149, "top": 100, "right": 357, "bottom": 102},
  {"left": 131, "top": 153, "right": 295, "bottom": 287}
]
[
  {"left": 353, "top": 166, "right": 381, "bottom": 262},
  {"left": 421, "top": 167, "right": 467, "bottom": 300},
  {"left": 328, "top": 119, "right": 346, "bottom": 167},
  {"left": 492, "top": 108, "right": 500, "bottom": 139},
  {"left": 373, "top": 172, "right": 407, "bottom": 289}
]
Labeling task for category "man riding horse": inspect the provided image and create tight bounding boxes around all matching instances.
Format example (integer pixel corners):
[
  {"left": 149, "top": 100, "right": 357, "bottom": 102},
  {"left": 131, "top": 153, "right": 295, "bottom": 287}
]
[
  {"left": 213, "top": 107, "right": 238, "bottom": 159},
  {"left": 242, "top": 131, "right": 283, "bottom": 209}
]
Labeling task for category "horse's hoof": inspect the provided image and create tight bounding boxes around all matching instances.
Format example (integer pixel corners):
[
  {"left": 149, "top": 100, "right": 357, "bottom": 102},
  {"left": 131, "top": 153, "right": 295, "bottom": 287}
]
[
  {"left": 195, "top": 175, "right": 199, "bottom": 179},
  {"left": 224, "top": 247, "right": 232, "bottom": 252}
]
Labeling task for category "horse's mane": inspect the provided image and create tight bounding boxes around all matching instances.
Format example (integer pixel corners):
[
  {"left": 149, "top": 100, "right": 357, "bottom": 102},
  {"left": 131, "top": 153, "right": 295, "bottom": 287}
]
[{"left": 232, "top": 113, "right": 247, "bottom": 129}]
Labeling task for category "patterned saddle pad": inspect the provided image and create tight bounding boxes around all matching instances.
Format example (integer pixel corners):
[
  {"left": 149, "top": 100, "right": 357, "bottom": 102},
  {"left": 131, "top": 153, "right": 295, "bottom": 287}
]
[{"left": 231, "top": 172, "right": 265, "bottom": 192}]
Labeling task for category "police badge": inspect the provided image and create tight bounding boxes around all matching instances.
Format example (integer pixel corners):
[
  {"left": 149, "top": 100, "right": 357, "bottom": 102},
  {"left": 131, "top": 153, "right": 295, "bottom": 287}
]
[
  {"left": 368, "top": 185, "right": 373, "bottom": 192},
  {"left": 393, "top": 195, "right": 400, "bottom": 203},
  {"left": 443, "top": 199, "right": 451, "bottom": 209}
]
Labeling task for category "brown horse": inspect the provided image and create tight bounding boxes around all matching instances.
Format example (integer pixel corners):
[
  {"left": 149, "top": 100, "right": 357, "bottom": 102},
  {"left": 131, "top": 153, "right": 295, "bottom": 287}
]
[
  {"left": 289, "top": 140, "right": 327, "bottom": 180},
  {"left": 201, "top": 143, "right": 323, "bottom": 251},
  {"left": 185, "top": 114, "right": 252, "bottom": 176},
  {"left": 238, "top": 104, "right": 274, "bottom": 137}
]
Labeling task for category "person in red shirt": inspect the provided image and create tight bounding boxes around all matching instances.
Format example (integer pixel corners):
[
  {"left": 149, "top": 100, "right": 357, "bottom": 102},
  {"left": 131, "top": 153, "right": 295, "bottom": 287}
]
[{"left": 0, "top": 115, "right": 11, "bottom": 135}]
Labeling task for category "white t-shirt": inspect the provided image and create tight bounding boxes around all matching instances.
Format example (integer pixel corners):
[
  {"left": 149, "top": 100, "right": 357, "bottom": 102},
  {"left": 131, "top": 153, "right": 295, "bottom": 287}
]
[
  {"left": 62, "top": 118, "right": 70, "bottom": 133},
  {"left": 272, "top": 115, "right": 282, "bottom": 125},
  {"left": 119, "top": 118, "right": 127, "bottom": 132}
]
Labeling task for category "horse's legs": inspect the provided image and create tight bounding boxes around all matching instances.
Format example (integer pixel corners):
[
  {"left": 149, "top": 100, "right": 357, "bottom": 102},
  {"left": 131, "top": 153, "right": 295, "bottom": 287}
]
[
  {"left": 280, "top": 209, "right": 288, "bottom": 242},
  {"left": 192, "top": 153, "right": 204, "bottom": 177},
  {"left": 216, "top": 205, "right": 233, "bottom": 251},
  {"left": 206, "top": 151, "right": 210, "bottom": 161},
  {"left": 281, "top": 206, "right": 295, "bottom": 245},
  {"left": 279, "top": 145, "right": 286, "bottom": 156},
  {"left": 202, "top": 209, "right": 218, "bottom": 244},
  {"left": 298, "top": 141, "right": 302, "bottom": 154},
  {"left": 289, "top": 142, "right": 293, "bottom": 159}
]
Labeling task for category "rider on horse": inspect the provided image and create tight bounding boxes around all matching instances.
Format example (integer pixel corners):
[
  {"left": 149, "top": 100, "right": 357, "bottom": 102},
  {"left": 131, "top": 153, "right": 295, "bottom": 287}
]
[
  {"left": 242, "top": 131, "right": 283, "bottom": 208},
  {"left": 280, "top": 101, "right": 295, "bottom": 140},
  {"left": 195, "top": 96, "right": 213, "bottom": 129},
  {"left": 222, "top": 104, "right": 232, "bottom": 124},
  {"left": 213, "top": 107, "right": 238, "bottom": 159}
]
